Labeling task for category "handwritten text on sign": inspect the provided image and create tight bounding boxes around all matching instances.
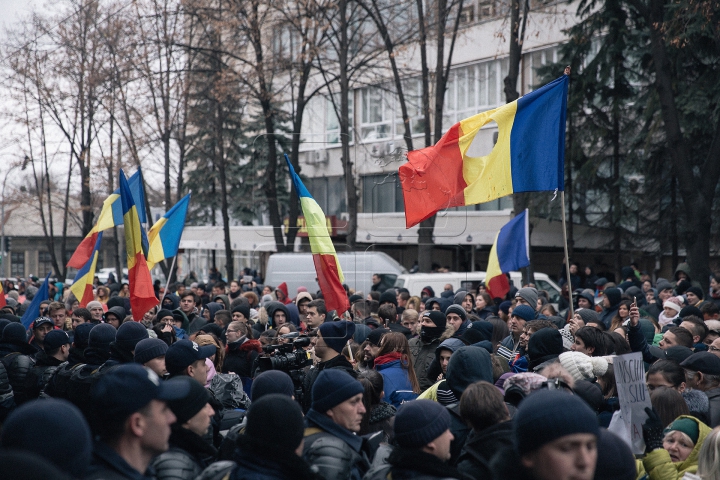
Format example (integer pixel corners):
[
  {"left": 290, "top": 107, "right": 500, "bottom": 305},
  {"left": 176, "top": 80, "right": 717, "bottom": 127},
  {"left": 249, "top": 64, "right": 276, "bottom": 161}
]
[{"left": 615, "top": 352, "right": 652, "bottom": 454}]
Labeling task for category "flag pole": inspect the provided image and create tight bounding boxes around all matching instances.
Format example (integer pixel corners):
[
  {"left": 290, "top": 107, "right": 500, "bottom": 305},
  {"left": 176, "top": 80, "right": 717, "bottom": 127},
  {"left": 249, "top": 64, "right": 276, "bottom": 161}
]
[
  {"left": 159, "top": 255, "right": 178, "bottom": 306},
  {"left": 561, "top": 66, "right": 574, "bottom": 320}
]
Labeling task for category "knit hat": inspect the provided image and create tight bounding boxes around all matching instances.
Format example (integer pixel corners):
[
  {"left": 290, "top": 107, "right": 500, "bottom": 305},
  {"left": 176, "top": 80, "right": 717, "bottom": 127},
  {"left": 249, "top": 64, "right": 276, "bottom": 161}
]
[
  {"left": 576, "top": 308, "right": 599, "bottom": 324},
  {"left": 318, "top": 321, "right": 356, "bottom": 354},
  {"left": 499, "top": 301, "right": 512, "bottom": 315},
  {"left": 251, "top": 370, "right": 295, "bottom": 400},
  {"left": 573, "top": 380, "right": 603, "bottom": 412},
  {"left": 656, "top": 280, "right": 673, "bottom": 292},
  {"left": 165, "top": 376, "right": 211, "bottom": 424},
  {"left": 445, "top": 304, "right": 467, "bottom": 321},
  {"left": 311, "top": 369, "right": 364, "bottom": 413},
  {"left": 366, "top": 327, "right": 388, "bottom": 347},
  {"left": 511, "top": 305, "right": 535, "bottom": 322},
  {"left": 594, "top": 429, "right": 638, "bottom": 480},
  {"left": 686, "top": 286, "right": 704, "bottom": 300},
  {"left": 379, "top": 291, "right": 398, "bottom": 306},
  {"left": 394, "top": 400, "right": 451, "bottom": 448},
  {"left": 156, "top": 309, "right": 174, "bottom": 321},
  {"left": 516, "top": 288, "right": 538, "bottom": 309},
  {"left": 2, "top": 323, "right": 27, "bottom": 343},
  {"left": 72, "top": 323, "right": 94, "bottom": 349},
  {"left": 89, "top": 323, "right": 117, "bottom": 349},
  {"left": 679, "top": 306, "right": 703, "bottom": 319},
  {"left": 460, "top": 328, "right": 486, "bottom": 346},
  {"left": 421, "top": 310, "right": 446, "bottom": 329},
  {"left": 0, "top": 399, "right": 92, "bottom": 478},
  {"left": 604, "top": 288, "right": 622, "bottom": 308},
  {"left": 134, "top": 338, "right": 169, "bottom": 365},
  {"left": 578, "top": 290, "right": 595, "bottom": 306},
  {"left": 86, "top": 301, "right": 103, "bottom": 311},
  {"left": 663, "top": 300, "right": 683, "bottom": 314},
  {"left": 558, "top": 351, "right": 608, "bottom": 382},
  {"left": 665, "top": 417, "right": 700, "bottom": 445},
  {"left": 513, "top": 390, "right": 599, "bottom": 455},
  {"left": 115, "top": 321, "right": 149, "bottom": 351},
  {"left": 232, "top": 304, "right": 251, "bottom": 320},
  {"left": 246, "top": 394, "right": 305, "bottom": 454},
  {"left": 43, "top": 330, "right": 71, "bottom": 353},
  {"left": 199, "top": 323, "right": 223, "bottom": 339}
]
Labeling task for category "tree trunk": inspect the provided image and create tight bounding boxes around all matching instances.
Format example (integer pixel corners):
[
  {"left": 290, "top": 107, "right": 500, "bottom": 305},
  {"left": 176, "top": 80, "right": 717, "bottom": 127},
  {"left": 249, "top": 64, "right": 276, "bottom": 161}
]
[{"left": 338, "top": 0, "right": 357, "bottom": 251}]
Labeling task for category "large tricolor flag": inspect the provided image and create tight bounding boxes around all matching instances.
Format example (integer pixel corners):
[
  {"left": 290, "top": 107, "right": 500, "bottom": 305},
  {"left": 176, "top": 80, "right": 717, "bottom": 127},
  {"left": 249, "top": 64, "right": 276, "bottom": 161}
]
[
  {"left": 69, "top": 232, "right": 103, "bottom": 307},
  {"left": 399, "top": 75, "right": 568, "bottom": 228},
  {"left": 119, "top": 170, "right": 157, "bottom": 320},
  {"left": 21, "top": 273, "right": 51, "bottom": 328},
  {"left": 284, "top": 154, "right": 350, "bottom": 315},
  {"left": 147, "top": 193, "right": 191, "bottom": 270},
  {"left": 67, "top": 169, "right": 147, "bottom": 269},
  {"left": 485, "top": 210, "right": 530, "bottom": 300}
]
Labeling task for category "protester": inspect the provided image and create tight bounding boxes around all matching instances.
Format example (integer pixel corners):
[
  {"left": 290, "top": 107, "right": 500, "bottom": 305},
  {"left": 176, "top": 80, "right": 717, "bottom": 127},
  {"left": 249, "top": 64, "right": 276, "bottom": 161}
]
[
  {"left": 134, "top": 338, "right": 169, "bottom": 377},
  {"left": 373, "top": 332, "right": 420, "bottom": 407},
  {"left": 409, "top": 310, "right": 453, "bottom": 391}
]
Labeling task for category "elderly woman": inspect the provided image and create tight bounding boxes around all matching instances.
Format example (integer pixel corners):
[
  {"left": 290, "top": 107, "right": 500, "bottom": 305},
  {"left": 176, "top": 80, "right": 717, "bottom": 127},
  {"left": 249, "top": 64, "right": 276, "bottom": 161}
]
[{"left": 641, "top": 414, "right": 711, "bottom": 479}]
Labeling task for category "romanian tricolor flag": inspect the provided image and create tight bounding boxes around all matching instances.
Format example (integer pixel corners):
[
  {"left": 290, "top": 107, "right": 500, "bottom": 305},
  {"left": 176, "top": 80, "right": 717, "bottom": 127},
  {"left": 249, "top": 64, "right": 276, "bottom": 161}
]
[
  {"left": 147, "top": 194, "right": 191, "bottom": 270},
  {"left": 485, "top": 210, "right": 530, "bottom": 300},
  {"left": 399, "top": 75, "right": 568, "bottom": 228},
  {"left": 0, "top": 281, "right": 6, "bottom": 308},
  {"left": 67, "top": 169, "right": 147, "bottom": 269},
  {"left": 284, "top": 155, "right": 350, "bottom": 316},
  {"left": 119, "top": 170, "right": 157, "bottom": 320},
  {"left": 69, "top": 232, "right": 103, "bottom": 307}
]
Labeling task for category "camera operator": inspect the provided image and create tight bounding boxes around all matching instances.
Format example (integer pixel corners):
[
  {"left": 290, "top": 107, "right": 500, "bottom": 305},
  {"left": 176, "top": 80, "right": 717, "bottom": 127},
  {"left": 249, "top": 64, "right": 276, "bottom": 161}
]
[
  {"left": 223, "top": 321, "right": 262, "bottom": 379},
  {"left": 302, "top": 321, "right": 357, "bottom": 413}
]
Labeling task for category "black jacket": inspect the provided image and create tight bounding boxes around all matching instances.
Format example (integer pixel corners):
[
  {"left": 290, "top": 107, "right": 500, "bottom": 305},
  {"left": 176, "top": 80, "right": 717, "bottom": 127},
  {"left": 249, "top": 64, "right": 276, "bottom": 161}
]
[
  {"left": 301, "top": 354, "right": 356, "bottom": 413},
  {"left": 0, "top": 347, "right": 36, "bottom": 405},
  {"left": 456, "top": 421, "right": 513, "bottom": 480},
  {"left": 223, "top": 338, "right": 261, "bottom": 378},
  {"left": 385, "top": 447, "right": 467, "bottom": 480},
  {"left": 86, "top": 441, "right": 154, "bottom": 480},
  {"left": 230, "top": 436, "right": 320, "bottom": 480},
  {"left": 26, "top": 350, "right": 64, "bottom": 400},
  {"left": 0, "top": 360, "right": 15, "bottom": 422},
  {"left": 152, "top": 424, "right": 218, "bottom": 480}
]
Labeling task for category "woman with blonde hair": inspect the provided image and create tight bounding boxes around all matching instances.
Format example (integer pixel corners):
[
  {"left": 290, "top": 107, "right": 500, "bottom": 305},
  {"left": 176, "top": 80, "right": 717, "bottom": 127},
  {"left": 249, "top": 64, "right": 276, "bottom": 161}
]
[
  {"left": 692, "top": 427, "right": 720, "bottom": 480},
  {"left": 373, "top": 332, "right": 420, "bottom": 407}
]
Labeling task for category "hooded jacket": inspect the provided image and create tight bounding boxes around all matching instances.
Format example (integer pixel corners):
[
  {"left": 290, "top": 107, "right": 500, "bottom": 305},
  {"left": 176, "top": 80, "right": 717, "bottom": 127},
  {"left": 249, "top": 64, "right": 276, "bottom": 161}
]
[
  {"left": 527, "top": 328, "right": 564, "bottom": 372},
  {"left": 457, "top": 421, "right": 514, "bottom": 480},
  {"left": 374, "top": 353, "right": 418, "bottom": 408},
  {"left": 409, "top": 325, "right": 454, "bottom": 391},
  {"left": 265, "top": 302, "right": 290, "bottom": 329},
  {"left": 275, "top": 283, "right": 292, "bottom": 305},
  {"left": 640, "top": 415, "right": 711, "bottom": 480},
  {"left": 425, "top": 338, "right": 466, "bottom": 387},
  {"left": 599, "top": 288, "right": 622, "bottom": 329}
]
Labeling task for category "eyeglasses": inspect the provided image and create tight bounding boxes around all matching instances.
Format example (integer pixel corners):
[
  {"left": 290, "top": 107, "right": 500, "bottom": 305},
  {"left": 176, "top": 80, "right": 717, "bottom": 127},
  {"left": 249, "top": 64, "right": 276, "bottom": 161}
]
[{"left": 709, "top": 345, "right": 720, "bottom": 352}]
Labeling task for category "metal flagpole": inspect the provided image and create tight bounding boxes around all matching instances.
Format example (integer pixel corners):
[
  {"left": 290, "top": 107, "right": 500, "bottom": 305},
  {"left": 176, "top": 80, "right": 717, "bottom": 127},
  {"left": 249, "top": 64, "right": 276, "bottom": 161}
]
[
  {"left": 560, "top": 191, "right": 574, "bottom": 319},
  {"left": 159, "top": 255, "right": 178, "bottom": 306}
]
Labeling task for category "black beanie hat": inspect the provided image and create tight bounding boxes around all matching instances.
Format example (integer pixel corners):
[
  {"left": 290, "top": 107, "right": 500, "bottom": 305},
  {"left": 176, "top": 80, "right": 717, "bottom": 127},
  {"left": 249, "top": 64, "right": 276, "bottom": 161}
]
[
  {"left": 680, "top": 305, "right": 703, "bottom": 319},
  {"left": 594, "top": 429, "right": 637, "bottom": 480},
  {"left": 232, "top": 304, "right": 251, "bottom": 320},
  {"left": 0, "top": 399, "right": 92, "bottom": 478},
  {"left": 72, "top": 323, "right": 94, "bottom": 349},
  {"left": 251, "top": 370, "right": 295, "bottom": 400},
  {"left": 686, "top": 286, "right": 704, "bottom": 300},
  {"left": 318, "top": 321, "right": 355, "bottom": 354},
  {"left": 156, "top": 309, "right": 174, "bottom": 321},
  {"left": 366, "top": 327, "right": 388, "bottom": 347},
  {"left": 246, "top": 394, "right": 304, "bottom": 454},
  {"left": 445, "top": 304, "right": 467, "bottom": 321},
  {"left": 422, "top": 310, "right": 447, "bottom": 330},
  {"left": 2, "top": 322, "right": 27, "bottom": 343},
  {"left": 311, "top": 369, "right": 364, "bottom": 413},
  {"left": 379, "top": 291, "right": 398, "bottom": 306},
  {"left": 604, "top": 288, "right": 622, "bottom": 308},
  {"left": 115, "top": 321, "right": 149, "bottom": 351},
  {"left": 513, "top": 390, "right": 599, "bottom": 455},
  {"left": 199, "top": 322, "right": 223, "bottom": 339},
  {"left": 134, "top": 338, "right": 169, "bottom": 365},
  {"left": 394, "top": 399, "right": 451, "bottom": 448},
  {"left": 89, "top": 323, "right": 117, "bottom": 349},
  {"left": 165, "top": 376, "right": 211, "bottom": 424}
]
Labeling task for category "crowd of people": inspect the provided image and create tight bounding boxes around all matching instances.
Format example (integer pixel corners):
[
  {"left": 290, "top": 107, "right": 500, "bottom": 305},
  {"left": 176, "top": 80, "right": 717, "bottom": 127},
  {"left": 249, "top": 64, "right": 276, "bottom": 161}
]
[{"left": 1, "top": 262, "right": 720, "bottom": 479}]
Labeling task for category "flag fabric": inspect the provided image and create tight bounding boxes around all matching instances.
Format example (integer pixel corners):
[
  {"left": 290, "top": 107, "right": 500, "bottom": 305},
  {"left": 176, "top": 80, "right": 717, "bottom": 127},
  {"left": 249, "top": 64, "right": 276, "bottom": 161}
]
[
  {"left": 399, "top": 75, "right": 568, "bottom": 228},
  {"left": 147, "top": 194, "right": 191, "bottom": 270},
  {"left": 284, "top": 154, "right": 350, "bottom": 316},
  {"left": 485, "top": 210, "right": 530, "bottom": 300},
  {"left": 119, "top": 170, "right": 157, "bottom": 320},
  {"left": 69, "top": 232, "right": 103, "bottom": 307},
  {"left": 67, "top": 169, "right": 147, "bottom": 268},
  {"left": 0, "top": 281, "right": 6, "bottom": 308},
  {"left": 21, "top": 273, "right": 51, "bottom": 328}
]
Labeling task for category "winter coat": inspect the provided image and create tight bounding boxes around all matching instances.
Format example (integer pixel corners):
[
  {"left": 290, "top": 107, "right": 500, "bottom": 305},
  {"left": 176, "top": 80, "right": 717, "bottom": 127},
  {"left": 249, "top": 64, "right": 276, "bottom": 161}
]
[
  {"left": 223, "top": 338, "right": 261, "bottom": 378},
  {"left": 409, "top": 326, "right": 454, "bottom": 391},
  {"left": 0, "top": 360, "right": 15, "bottom": 422},
  {"left": 640, "top": 415, "right": 711, "bottom": 480},
  {"left": 86, "top": 440, "right": 155, "bottom": 480},
  {"left": 705, "top": 387, "right": 720, "bottom": 428},
  {"left": 361, "top": 402, "right": 396, "bottom": 444},
  {"left": 365, "top": 446, "right": 467, "bottom": 480},
  {"left": 0, "top": 348, "right": 36, "bottom": 405},
  {"left": 456, "top": 421, "right": 513, "bottom": 480},
  {"left": 374, "top": 354, "right": 418, "bottom": 408},
  {"left": 425, "top": 338, "right": 465, "bottom": 385},
  {"left": 152, "top": 424, "right": 218, "bottom": 480},
  {"left": 26, "top": 350, "right": 63, "bottom": 400},
  {"left": 230, "top": 436, "right": 320, "bottom": 480},
  {"left": 301, "top": 354, "right": 357, "bottom": 413},
  {"left": 265, "top": 302, "right": 290, "bottom": 329},
  {"left": 303, "top": 409, "right": 371, "bottom": 480}
]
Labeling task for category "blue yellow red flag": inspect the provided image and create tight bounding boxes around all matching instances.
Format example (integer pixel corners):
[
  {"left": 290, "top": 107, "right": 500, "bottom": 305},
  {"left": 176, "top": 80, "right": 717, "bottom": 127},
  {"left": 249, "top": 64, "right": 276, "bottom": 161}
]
[
  {"left": 147, "top": 194, "right": 191, "bottom": 270},
  {"left": 485, "top": 210, "right": 530, "bottom": 300},
  {"left": 69, "top": 232, "right": 103, "bottom": 307}
]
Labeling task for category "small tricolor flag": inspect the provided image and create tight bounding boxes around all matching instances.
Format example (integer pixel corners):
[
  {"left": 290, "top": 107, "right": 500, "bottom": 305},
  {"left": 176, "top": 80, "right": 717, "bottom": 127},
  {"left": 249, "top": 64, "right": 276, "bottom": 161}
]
[
  {"left": 285, "top": 155, "right": 350, "bottom": 315},
  {"left": 69, "top": 232, "right": 103, "bottom": 307},
  {"left": 399, "top": 75, "right": 568, "bottom": 228},
  {"left": 67, "top": 169, "right": 147, "bottom": 269},
  {"left": 147, "top": 194, "right": 191, "bottom": 270},
  {"left": 119, "top": 170, "right": 157, "bottom": 320},
  {"left": 21, "top": 273, "right": 51, "bottom": 328},
  {"left": 485, "top": 210, "right": 530, "bottom": 300}
]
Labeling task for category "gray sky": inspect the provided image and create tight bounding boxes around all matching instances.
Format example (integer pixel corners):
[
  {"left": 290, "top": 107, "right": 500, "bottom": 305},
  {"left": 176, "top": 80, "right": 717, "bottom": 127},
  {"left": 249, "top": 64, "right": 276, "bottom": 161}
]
[{"left": 0, "top": 0, "right": 36, "bottom": 30}]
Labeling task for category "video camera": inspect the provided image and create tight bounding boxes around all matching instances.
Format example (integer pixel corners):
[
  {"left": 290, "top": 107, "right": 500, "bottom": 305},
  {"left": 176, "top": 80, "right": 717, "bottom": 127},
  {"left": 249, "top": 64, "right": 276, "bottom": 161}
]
[{"left": 257, "top": 333, "right": 312, "bottom": 404}]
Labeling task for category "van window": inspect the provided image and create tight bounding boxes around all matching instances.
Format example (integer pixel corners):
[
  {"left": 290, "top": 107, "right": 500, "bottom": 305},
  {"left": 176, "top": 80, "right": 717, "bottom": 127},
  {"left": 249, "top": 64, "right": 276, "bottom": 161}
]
[
  {"left": 461, "top": 281, "right": 484, "bottom": 293},
  {"left": 536, "top": 279, "right": 560, "bottom": 304},
  {"left": 394, "top": 278, "right": 405, "bottom": 288}
]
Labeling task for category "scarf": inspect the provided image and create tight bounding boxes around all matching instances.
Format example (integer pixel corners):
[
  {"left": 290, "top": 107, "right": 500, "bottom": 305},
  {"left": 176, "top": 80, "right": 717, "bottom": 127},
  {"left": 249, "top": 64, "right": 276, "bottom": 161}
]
[
  {"left": 420, "top": 326, "right": 444, "bottom": 343},
  {"left": 659, "top": 311, "right": 678, "bottom": 327},
  {"left": 373, "top": 352, "right": 403, "bottom": 366}
]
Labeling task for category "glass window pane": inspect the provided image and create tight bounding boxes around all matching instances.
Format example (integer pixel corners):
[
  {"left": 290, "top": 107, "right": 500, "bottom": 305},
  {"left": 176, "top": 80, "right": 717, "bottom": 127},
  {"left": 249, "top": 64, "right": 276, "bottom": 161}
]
[{"left": 488, "top": 61, "right": 497, "bottom": 105}]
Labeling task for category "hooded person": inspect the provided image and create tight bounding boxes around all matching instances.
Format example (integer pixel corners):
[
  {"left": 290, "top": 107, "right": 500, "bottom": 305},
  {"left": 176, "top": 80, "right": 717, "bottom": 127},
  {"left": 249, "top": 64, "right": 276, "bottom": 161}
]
[
  {"left": 213, "top": 294, "right": 231, "bottom": 311},
  {"left": 527, "top": 328, "right": 564, "bottom": 372},
  {"left": 598, "top": 287, "right": 622, "bottom": 329},
  {"left": 162, "top": 293, "right": 180, "bottom": 311},
  {"left": 421, "top": 286, "right": 436, "bottom": 299},
  {"left": 262, "top": 301, "right": 291, "bottom": 331},
  {"left": 594, "top": 428, "right": 637, "bottom": 480},
  {"left": 275, "top": 282, "right": 292, "bottom": 305},
  {"left": 286, "top": 302, "right": 301, "bottom": 328},
  {"left": 445, "top": 304, "right": 471, "bottom": 338},
  {"left": 101, "top": 321, "right": 149, "bottom": 369},
  {"left": 420, "top": 338, "right": 466, "bottom": 400},
  {"left": 409, "top": 311, "right": 454, "bottom": 391},
  {"left": 171, "top": 309, "right": 190, "bottom": 339},
  {"left": 0, "top": 322, "right": 37, "bottom": 405},
  {"left": 423, "top": 297, "right": 442, "bottom": 312}
]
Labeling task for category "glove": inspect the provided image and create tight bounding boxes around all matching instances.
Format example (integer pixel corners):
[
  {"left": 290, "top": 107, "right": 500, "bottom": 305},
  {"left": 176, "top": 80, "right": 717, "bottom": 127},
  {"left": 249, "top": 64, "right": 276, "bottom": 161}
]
[{"left": 642, "top": 407, "right": 664, "bottom": 452}]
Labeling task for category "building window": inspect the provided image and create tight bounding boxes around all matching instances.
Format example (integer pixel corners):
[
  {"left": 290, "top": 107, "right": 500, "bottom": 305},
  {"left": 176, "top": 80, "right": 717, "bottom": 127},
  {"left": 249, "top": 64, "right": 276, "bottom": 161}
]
[
  {"left": 305, "top": 176, "right": 346, "bottom": 216},
  {"left": 522, "top": 46, "right": 560, "bottom": 94},
  {"left": 325, "top": 96, "right": 353, "bottom": 145},
  {"left": 38, "top": 251, "right": 54, "bottom": 277},
  {"left": 360, "top": 81, "right": 424, "bottom": 142},
  {"left": 11, "top": 252, "right": 24, "bottom": 277},
  {"left": 362, "top": 173, "right": 404, "bottom": 213}
]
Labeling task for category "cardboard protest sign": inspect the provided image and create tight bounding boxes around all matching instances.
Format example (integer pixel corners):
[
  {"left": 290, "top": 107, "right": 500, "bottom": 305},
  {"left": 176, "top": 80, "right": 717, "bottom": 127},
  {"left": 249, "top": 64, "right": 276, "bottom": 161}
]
[{"left": 614, "top": 351, "right": 652, "bottom": 454}]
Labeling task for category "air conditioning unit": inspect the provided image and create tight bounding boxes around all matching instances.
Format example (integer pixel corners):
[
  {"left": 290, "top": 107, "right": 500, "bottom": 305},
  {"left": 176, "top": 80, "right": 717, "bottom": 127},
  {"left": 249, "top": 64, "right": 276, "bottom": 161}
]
[
  {"left": 384, "top": 142, "right": 395, "bottom": 155},
  {"left": 306, "top": 149, "right": 329, "bottom": 164}
]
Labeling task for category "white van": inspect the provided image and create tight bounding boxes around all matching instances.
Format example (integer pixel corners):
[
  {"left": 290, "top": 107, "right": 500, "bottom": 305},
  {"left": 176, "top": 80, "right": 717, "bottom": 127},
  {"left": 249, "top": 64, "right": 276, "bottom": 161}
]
[
  {"left": 264, "top": 251, "right": 407, "bottom": 297},
  {"left": 394, "top": 272, "right": 563, "bottom": 308}
]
